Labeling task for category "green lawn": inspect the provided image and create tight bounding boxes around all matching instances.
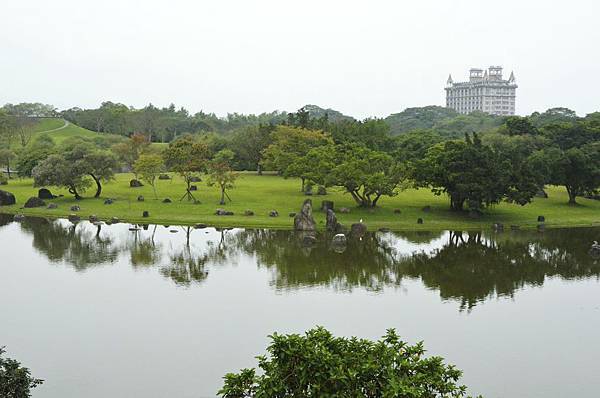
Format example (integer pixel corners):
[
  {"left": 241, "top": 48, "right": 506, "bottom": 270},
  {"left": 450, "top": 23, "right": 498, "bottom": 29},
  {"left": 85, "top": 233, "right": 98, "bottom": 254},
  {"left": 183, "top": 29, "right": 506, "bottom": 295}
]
[{"left": 1, "top": 173, "right": 599, "bottom": 231}]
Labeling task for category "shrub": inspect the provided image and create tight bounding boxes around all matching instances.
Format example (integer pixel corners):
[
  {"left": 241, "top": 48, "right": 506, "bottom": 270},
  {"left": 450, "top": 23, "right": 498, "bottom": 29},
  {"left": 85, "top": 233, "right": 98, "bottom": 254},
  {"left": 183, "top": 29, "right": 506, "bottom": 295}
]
[
  {"left": 218, "top": 327, "right": 476, "bottom": 397},
  {"left": 0, "top": 346, "right": 43, "bottom": 398}
]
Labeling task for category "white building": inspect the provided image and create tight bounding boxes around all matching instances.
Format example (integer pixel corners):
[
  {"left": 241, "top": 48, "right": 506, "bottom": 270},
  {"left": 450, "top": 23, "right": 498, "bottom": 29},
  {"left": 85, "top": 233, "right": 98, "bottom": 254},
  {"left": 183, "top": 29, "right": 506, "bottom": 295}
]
[{"left": 445, "top": 66, "right": 517, "bottom": 115}]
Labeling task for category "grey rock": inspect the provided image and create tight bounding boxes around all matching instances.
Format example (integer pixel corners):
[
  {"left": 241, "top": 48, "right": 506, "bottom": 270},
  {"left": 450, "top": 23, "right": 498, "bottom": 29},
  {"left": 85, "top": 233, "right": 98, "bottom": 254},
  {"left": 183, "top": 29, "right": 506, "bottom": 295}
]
[
  {"left": 68, "top": 214, "right": 81, "bottom": 223},
  {"left": 137, "top": 195, "right": 144, "bottom": 202},
  {"left": 338, "top": 207, "right": 351, "bottom": 214},
  {"left": 13, "top": 214, "right": 25, "bottom": 222},
  {"left": 70, "top": 205, "right": 81, "bottom": 212},
  {"left": 321, "top": 200, "right": 334, "bottom": 212},
  {"left": 88, "top": 215, "right": 98, "bottom": 222},
  {"left": 0, "top": 190, "right": 16, "bottom": 206},
  {"left": 216, "top": 209, "right": 234, "bottom": 216},
  {"left": 326, "top": 209, "right": 343, "bottom": 233},
  {"left": 142, "top": 211, "right": 149, "bottom": 218},
  {"left": 189, "top": 176, "right": 201, "bottom": 182},
  {"left": 269, "top": 210, "right": 279, "bottom": 217},
  {"left": 24, "top": 197, "right": 45, "bottom": 208},
  {"left": 350, "top": 222, "right": 367, "bottom": 237},
  {"left": 158, "top": 174, "right": 171, "bottom": 180},
  {"left": 537, "top": 215, "right": 545, "bottom": 222},
  {"left": 38, "top": 188, "right": 56, "bottom": 199},
  {"left": 317, "top": 186, "right": 327, "bottom": 195},
  {"left": 47, "top": 203, "right": 58, "bottom": 209},
  {"left": 189, "top": 185, "right": 198, "bottom": 191},
  {"left": 162, "top": 198, "right": 172, "bottom": 203},
  {"left": 244, "top": 210, "right": 254, "bottom": 216},
  {"left": 129, "top": 179, "right": 143, "bottom": 188},
  {"left": 293, "top": 199, "right": 315, "bottom": 231},
  {"left": 104, "top": 198, "right": 114, "bottom": 205}
]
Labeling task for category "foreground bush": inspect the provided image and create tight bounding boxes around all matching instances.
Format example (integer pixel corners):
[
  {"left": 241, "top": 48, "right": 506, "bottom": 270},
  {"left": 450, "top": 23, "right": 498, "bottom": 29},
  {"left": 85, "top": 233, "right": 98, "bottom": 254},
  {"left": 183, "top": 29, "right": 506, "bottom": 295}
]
[
  {"left": 218, "top": 327, "right": 477, "bottom": 397},
  {"left": 0, "top": 346, "right": 43, "bottom": 398}
]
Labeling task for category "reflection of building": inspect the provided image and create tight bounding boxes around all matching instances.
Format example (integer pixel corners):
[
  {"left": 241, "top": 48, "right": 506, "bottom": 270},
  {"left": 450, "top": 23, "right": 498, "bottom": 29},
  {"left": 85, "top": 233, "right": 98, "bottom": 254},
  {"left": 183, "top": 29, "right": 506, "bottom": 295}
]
[{"left": 445, "top": 66, "right": 517, "bottom": 115}]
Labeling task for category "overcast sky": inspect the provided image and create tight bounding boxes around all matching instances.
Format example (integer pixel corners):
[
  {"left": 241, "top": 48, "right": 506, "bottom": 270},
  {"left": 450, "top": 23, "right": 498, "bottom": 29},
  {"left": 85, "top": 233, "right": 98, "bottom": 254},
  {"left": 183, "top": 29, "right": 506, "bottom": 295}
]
[{"left": 1, "top": 0, "right": 598, "bottom": 119}]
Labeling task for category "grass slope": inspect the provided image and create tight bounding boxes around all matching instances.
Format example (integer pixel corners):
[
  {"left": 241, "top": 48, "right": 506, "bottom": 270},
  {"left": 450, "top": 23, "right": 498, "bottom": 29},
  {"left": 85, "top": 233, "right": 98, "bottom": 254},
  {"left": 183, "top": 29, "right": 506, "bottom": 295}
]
[{"left": 1, "top": 173, "right": 600, "bottom": 230}]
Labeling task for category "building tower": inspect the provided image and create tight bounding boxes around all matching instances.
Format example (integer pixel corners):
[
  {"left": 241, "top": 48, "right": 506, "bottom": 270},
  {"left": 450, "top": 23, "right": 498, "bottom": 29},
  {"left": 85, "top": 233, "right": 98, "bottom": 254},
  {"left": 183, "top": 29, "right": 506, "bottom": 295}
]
[{"left": 445, "top": 66, "right": 517, "bottom": 115}]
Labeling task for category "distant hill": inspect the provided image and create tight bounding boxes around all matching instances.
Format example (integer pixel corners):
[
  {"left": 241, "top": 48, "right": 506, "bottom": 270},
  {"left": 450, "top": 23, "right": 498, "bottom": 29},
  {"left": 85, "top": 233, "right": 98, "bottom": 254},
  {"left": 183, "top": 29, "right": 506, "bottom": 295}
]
[
  {"left": 384, "top": 106, "right": 459, "bottom": 135},
  {"left": 302, "top": 104, "right": 355, "bottom": 123}
]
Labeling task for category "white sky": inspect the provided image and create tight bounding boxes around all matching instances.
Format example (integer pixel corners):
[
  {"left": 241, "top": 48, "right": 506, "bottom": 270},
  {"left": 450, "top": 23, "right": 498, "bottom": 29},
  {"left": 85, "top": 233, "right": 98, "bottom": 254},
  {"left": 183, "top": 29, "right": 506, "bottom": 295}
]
[{"left": 1, "top": 0, "right": 598, "bottom": 118}]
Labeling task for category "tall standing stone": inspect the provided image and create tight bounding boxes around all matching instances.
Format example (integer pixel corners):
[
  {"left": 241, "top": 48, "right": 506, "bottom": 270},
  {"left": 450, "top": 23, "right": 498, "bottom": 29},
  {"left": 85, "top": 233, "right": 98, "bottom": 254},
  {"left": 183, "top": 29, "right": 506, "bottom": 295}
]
[{"left": 293, "top": 199, "right": 316, "bottom": 231}]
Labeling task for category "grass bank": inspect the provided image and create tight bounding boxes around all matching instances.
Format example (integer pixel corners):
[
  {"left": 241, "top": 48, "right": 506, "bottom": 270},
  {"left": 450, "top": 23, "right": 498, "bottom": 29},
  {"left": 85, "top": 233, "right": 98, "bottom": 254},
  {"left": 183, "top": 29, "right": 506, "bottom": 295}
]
[{"left": 1, "top": 173, "right": 599, "bottom": 230}]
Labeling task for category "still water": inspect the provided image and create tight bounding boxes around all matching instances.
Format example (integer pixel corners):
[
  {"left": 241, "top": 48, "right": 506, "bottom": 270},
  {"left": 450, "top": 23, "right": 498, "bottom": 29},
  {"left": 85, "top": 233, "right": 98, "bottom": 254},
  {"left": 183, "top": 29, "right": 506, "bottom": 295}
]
[{"left": 1, "top": 214, "right": 599, "bottom": 397}]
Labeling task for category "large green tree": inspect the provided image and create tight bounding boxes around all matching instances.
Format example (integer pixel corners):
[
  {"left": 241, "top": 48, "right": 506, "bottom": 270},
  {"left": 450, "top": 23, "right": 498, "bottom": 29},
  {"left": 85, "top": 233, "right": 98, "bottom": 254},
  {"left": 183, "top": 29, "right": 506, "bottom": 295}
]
[
  {"left": 134, "top": 154, "right": 164, "bottom": 199},
  {"left": 163, "top": 135, "right": 210, "bottom": 201},
  {"left": 32, "top": 154, "right": 91, "bottom": 199},
  {"left": 207, "top": 149, "right": 238, "bottom": 205},
  {"left": 414, "top": 133, "right": 513, "bottom": 211}
]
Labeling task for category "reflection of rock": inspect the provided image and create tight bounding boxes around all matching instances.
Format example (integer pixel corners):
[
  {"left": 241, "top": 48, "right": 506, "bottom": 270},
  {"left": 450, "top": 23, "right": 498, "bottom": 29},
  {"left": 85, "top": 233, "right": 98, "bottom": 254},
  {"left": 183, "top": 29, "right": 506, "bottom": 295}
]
[
  {"left": 326, "top": 209, "right": 343, "bottom": 233},
  {"left": 0, "top": 190, "right": 16, "bottom": 206},
  {"left": 590, "top": 242, "right": 600, "bottom": 259},
  {"left": 331, "top": 233, "right": 347, "bottom": 253},
  {"left": 293, "top": 199, "right": 315, "bottom": 231}
]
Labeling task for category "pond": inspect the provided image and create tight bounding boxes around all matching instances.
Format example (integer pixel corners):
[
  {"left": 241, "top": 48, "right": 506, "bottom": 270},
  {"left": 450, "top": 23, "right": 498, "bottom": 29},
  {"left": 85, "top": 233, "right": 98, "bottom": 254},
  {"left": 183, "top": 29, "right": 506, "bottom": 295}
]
[{"left": 1, "top": 214, "right": 599, "bottom": 397}]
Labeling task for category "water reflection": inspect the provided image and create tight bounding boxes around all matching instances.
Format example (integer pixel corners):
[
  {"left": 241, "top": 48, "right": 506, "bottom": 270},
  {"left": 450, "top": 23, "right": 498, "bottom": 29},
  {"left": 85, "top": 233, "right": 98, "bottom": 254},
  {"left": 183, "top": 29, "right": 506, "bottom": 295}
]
[{"left": 4, "top": 216, "right": 599, "bottom": 309}]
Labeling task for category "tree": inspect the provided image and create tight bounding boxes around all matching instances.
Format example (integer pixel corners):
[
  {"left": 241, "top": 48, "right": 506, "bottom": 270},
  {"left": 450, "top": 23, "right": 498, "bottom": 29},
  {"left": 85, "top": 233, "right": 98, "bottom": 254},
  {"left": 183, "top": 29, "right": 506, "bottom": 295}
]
[
  {"left": 32, "top": 154, "right": 91, "bottom": 199},
  {"left": 111, "top": 132, "right": 150, "bottom": 176},
  {"left": 531, "top": 144, "right": 600, "bottom": 204},
  {"left": 0, "top": 346, "right": 43, "bottom": 398},
  {"left": 503, "top": 116, "right": 538, "bottom": 136},
  {"left": 230, "top": 124, "right": 274, "bottom": 172},
  {"left": 0, "top": 149, "right": 16, "bottom": 179},
  {"left": 207, "top": 149, "right": 238, "bottom": 205},
  {"left": 330, "top": 145, "right": 408, "bottom": 207},
  {"left": 163, "top": 135, "right": 210, "bottom": 201},
  {"left": 414, "top": 133, "right": 513, "bottom": 211},
  {"left": 218, "top": 327, "right": 472, "bottom": 398},
  {"left": 134, "top": 154, "right": 164, "bottom": 199},
  {"left": 261, "top": 126, "right": 333, "bottom": 191},
  {"left": 84, "top": 151, "right": 119, "bottom": 198},
  {"left": 14, "top": 134, "right": 56, "bottom": 178}
]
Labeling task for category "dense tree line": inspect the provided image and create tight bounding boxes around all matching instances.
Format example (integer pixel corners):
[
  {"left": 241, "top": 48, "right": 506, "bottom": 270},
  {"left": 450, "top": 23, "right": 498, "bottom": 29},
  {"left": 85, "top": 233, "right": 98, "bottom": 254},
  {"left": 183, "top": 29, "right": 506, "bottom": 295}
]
[{"left": 2, "top": 101, "right": 599, "bottom": 211}]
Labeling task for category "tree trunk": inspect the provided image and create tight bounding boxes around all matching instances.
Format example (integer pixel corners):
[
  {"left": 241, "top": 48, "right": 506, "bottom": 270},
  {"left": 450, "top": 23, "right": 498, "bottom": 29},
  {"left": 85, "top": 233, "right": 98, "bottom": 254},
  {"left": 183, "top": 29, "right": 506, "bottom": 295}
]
[
  {"left": 90, "top": 174, "right": 102, "bottom": 198},
  {"left": 566, "top": 186, "right": 577, "bottom": 205},
  {"left": 6, "top": 159, "right": 10, "bottom": 179},
  {"left": 69, "top": 185, "right": 81, "bottom": 200},
  {"left": 220, "top": 188, "right": 225, "bottom": 205},
  {"left": 450, "top": 195, "right": 465, "bottom": 211},
  {"left": 257, "top": 164, "right": 262, "bottom": 175},
  {"left": 301, "top": 177, "right": 305, "bottom": 192},
  {"left": 371, "top": 193, "right": 382, "bottom": 207}
]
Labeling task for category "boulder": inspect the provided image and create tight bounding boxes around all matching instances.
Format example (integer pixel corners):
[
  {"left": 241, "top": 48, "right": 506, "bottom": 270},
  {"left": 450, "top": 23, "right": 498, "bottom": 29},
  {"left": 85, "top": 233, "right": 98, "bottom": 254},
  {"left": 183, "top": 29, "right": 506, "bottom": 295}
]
[
  {"left": 104, "top": 198, "right": 114, "bottom": 205},
  {"left": 189, "top": 185, "right": 198, "bottom": 191},
  {"left": 269, "top": 210, "right": 279, "bottom": 217},
  {"left": 24, "top": 197, "right": 46, "bottom": 208},
  {"left": 293, "top": 199, "right": 315, "bottom": 231},
  {"left": 142, "top": 211, "right": 150, "bottom": 218},
  {"left": 326, "top": 209, "right": 343, "bottom": 233},
  {"left": 393, "top": 209, "right": 402, "bottom": 214},
  {"left": 70, "top": 205, "right": 81, "bottom": 212},
  {"left": 162, "top": 198, "right": 172, "bottom": 203},
  {"left": 189, "top": 176, "right": 201, "bottom": 182},
  {"left": 304, "top": 185, "right": 313, "bottom": 196},
  {"left": 339, "top": 207, "right": 351, "bottom": 214},
  {"left": 321, "top": 200, "right": 334, "bottom": 212},
  {"left": 317, "top": 186, "right": 327, "bottom": 195},
  {"left": 158, "top": 174, "right": 171, "bottom": 180},
  {"left": 537, "top": 215, "right": 545, "bottom": 222},
  {"left": 244, "top": 210, "right": 254, "bottom": 216},
  {"left": 216, "top": 209, "right": 234, "bottom": 216},
  {"left": 194, "top": 223, "right": 207, "bottom": 229},
  {"left": 47, "top": 203, "right": 58, "bottom": 209},
  {"left": 350, "top": 222, "right": 367, "bottom": 238},
  {"left": 288, "top": 212, "right": 296, "bottom": 217},
  {"left": 0, "top": 190, "right": 16, "bottom": 206},
  {"left": 38, "top": 188, "right": 56, "bottom": 199},
  {"left": 129, "top": 179, "right": 144, "bottom": 188},
  {"left": 68, "top": 214, "right": 81, "bottom": 223},
  {"left": 137, "top": 195, "right": 145, "bottom": 202}
]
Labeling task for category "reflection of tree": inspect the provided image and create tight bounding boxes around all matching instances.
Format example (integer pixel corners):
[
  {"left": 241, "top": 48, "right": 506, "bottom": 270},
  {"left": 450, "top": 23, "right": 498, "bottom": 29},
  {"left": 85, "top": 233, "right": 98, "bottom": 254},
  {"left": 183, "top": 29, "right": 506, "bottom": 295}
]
[
  {"left": 231, "top": 230, "right": 402, "bottom": 292},
  {"left": 19, "top": 218, "right": 119, "bottom": 270},
  {"left": 400, "top": 229, "right": 600, "bottom": 310},
  {"left": 10, "top": 216, "right": 600, "bottom": 310}
]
